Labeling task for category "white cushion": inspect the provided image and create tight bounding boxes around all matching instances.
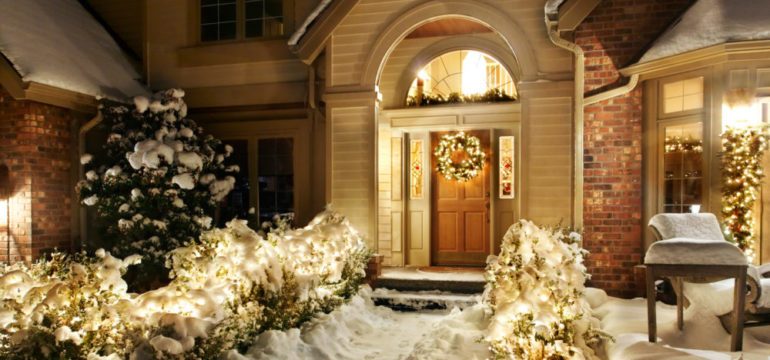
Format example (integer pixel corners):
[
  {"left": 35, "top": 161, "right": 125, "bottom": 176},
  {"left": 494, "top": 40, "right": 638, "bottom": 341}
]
[
  {"left": 648, "top": 213, "right": 724, "bottom": 241},
  {"left": 645, "top": 238, "right": 747, "bottom": 266}
]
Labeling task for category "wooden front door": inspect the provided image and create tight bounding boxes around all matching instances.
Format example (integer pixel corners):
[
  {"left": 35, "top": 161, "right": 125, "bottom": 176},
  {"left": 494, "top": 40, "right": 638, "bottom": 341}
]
[{"left": 431, "top": 130, "right": 490, "bottom": 266}]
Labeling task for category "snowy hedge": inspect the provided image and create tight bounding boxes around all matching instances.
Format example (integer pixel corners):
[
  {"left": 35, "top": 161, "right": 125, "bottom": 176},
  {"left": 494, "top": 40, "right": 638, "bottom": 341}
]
[
  {"left": 0, "top": 209, "right": 370, "bottom": 359},
  {"left": 484, "top": 220, "right": 607, "bottom": 360},
  {"left": 78, "top": 89, "right": 238, "bottom": 288}
]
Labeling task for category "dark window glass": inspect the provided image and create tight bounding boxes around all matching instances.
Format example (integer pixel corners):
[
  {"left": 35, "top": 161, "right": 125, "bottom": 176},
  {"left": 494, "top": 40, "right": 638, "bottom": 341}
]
[
  {"left": 258, "top": 138, "right": 294, "bottom": 224},
  {"left": 200, "top": 0, "right": 237, "bottom": 42},
  {"left": 218, "top": 140, "right": 250, "bottom": 227},
  {"left": 245, "top": 0, "right": 283, "bottom": 38},
  {"left": 245, "top": 19, "right": 263, "bottom": 37}
]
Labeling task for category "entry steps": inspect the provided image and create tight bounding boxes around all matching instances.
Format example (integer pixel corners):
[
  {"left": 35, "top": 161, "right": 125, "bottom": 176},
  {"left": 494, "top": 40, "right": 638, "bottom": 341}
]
[{"left": 371, "top": 288, "right": 481, "bottom": 312}]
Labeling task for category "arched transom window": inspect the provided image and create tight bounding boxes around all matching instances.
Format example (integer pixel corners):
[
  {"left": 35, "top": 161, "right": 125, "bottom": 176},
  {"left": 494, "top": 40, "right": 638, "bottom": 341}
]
[{"left": 406, "top": 50, "right": 516, "bottom": 106}]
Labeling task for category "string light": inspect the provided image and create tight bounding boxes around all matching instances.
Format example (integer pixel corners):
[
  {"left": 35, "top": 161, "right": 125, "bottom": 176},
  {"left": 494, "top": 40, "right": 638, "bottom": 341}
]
[
  {"left": 721, "top": 127, "right": 768, "bottom": 262},
  {"left": 434, "top": 132, "right": 486, "bottom": 182}
]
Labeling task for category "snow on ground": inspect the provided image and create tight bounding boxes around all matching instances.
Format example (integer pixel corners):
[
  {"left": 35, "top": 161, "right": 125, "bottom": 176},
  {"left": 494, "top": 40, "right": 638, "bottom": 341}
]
[
  {"left": 225, "top": 286, "right": 490, "bottom": 360},
  {"left": 594, "top": 282, "right": 770, "bottom": 360},
  {"left": 223, "top": 281, "right": 770, "bottom": 360}
]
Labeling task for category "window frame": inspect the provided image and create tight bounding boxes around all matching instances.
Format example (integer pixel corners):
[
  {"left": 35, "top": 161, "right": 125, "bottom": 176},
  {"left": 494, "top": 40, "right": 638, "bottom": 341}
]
[
  {"left": 195, "top": 0, "right": 294, "bottom": 44},
  {"left": 658, "top": 75, "right": 706, "bottom": 119}
]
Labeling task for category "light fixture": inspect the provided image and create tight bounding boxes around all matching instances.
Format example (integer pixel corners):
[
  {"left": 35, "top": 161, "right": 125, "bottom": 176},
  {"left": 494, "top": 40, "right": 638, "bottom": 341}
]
[{"left": 722, "top": 88, "right": 762, "bottom": 130}]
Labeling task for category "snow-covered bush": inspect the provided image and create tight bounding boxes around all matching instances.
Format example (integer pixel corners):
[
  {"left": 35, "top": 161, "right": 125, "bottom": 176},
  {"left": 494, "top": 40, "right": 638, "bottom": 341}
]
[
  {"left": 484, "top": 220, "right": 607, "bottom": 360},
  {"left": 78, "top": 89, "right": 238, "bottom": 288},
  {"left": 0, "top": 209, "right": 370, "bottom": 359}
]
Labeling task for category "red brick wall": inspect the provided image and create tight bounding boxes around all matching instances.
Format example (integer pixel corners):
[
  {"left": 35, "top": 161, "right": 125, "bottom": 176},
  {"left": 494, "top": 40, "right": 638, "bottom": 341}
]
[
  {"left": 575, "top": 0, "right": 693, "bottom": 297},
  {"left": 0, "top": 85, "right": 78, "bottom": 262}
]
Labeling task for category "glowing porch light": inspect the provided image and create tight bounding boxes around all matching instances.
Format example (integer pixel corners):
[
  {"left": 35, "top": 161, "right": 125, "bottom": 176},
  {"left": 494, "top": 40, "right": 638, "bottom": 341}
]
[
  {"left": 722, "top": 89, "right": 762, "bottom": 130},
  {"left": 461, "top": 50, "right": 487, "bottom": 95},
  {"left": 417, "top": 69, "right": 430, "bottom": 81}
]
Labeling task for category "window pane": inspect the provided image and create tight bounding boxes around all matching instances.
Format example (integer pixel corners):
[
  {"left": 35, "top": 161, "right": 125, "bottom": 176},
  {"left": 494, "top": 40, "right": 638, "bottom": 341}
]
[
  {"left": 200, "top": 6, "right": 219, "bottom": 24},
  {"left": 406, "top": 50, "right": 517, "bottom": 106},
  {"left": 220, "top": 3, "right": 236, "bottom": 22},
  {"left": 200, "top": 24, "right": 219, "bottom": 42},
  {"left": 663, "top": 123, "right": 703, "bottom": 213},
  {"left": 245, "top": 0, "right": 263, "bottom": 19},
  {"left": 245, "top": 19, "right": 263, "bottom": 38},
  {"left": 258, "top": 138, "right": 294, "bottom": 224},
  {"left": 663, "top": 77, "right": 703, "bottom": 114},
  {"left": 219, "top": 22, "right": 236, "bottom": 40},
  {"left": 266, "top": 0, "right": 282, "bottom": 17}
]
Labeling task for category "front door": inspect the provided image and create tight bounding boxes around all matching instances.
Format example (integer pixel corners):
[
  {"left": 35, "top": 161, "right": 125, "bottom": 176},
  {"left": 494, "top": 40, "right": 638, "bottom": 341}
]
[{"left": 431, "top": 130, "right": 490, "bottom": 266}]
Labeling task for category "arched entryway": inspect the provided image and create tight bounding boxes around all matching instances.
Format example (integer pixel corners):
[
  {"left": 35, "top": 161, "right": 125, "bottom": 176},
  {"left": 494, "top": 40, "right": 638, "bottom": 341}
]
[{"left": 323, "top": 0, "right": 576, "bottom": 267}]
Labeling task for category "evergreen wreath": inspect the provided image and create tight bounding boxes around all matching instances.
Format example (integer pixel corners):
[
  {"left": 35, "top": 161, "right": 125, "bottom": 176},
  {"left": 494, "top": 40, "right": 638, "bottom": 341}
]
[{"left": 434, "top": 131, "right": 486, "bottom": 182}]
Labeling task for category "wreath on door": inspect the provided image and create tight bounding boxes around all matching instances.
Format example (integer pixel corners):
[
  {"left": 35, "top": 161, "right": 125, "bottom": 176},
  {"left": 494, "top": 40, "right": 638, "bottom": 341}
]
[{"left": 434, "top": 131, "right": 486, "bottom": 182}]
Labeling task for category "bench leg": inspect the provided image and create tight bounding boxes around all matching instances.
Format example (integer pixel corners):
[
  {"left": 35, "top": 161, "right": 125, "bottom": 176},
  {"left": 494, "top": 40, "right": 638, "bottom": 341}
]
[
  {"left": 731, "top": 268, "right": 746, "bottom": 352},
  {"left": 677, "top": 278, "right": 684, "bottom": 331},
  {"left": 646, "top": 265, "right": 657, "bottom": 343}
]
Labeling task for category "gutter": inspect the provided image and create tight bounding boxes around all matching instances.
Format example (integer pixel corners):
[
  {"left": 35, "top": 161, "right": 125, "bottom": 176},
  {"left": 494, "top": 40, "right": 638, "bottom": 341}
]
[
  {"left": 545, "top": 12, "right": 585, "bottom": 228},
  {"left": 545, "top": 4, "right": 641, "bottom": 228}
]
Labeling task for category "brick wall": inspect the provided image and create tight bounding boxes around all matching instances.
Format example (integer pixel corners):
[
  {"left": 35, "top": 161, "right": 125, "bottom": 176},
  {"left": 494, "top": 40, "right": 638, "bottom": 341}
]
[
  {"left": 575, "top": 0, "right": 693, "bottom": 297},
  {"left": 0, "top": 85, "right": 78, "bottom": 262}
]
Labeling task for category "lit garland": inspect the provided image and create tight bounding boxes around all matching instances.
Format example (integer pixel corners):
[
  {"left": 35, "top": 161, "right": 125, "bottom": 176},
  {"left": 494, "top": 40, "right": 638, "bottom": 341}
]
[
  {"left": 721, "top": 127, "right": 768, "bottom": 261},
  {"left": 664, "top": 136, "right": 703, "bottom": 153},
  {"left": 484, "top": 220, "right": 608, "bottom": 359},
  {"left": 434, "top": 132, "right": 486, "bottom": 182}
]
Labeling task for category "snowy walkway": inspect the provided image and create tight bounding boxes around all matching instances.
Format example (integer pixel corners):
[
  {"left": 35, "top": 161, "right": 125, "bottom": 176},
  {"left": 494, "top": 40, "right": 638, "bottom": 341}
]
[
  {"left": 225, "top": 287, "right": 490, "bottom": 360},
  {"left": 227, "top": 284, "right": 770, "bottom": 360}
]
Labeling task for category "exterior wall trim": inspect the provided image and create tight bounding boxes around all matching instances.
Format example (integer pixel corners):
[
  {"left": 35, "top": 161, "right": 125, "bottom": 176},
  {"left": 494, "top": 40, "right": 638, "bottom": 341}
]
[{"left": 360, "top": 0, "right": 540, "bottom": 87}]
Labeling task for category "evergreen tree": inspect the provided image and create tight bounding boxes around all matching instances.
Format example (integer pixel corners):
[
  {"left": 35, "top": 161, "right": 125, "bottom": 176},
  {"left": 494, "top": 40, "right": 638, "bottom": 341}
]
[{"left": 78, "top": 89, "right": 239, "bottom": 289}]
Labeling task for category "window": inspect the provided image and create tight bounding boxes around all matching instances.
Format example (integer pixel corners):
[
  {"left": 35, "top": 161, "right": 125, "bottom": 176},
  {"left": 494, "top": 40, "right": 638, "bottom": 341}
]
[
  {"left": 662, "top": 122, "right": 703, "bottom": 213},
  {"left": 258, "top": 138, "right": 294, "bottom": 223},
  {"left": 245, "top": 0, "right": 284, "bottom": 38},
  {"left": 200, "top": 0, "right": 237, "bottom": 42},
  {"left": 663, "top": 77, "right": 704, "bottom": 114},
  {"left": 406, "top": 50, "right": 516, "bottom": 106},
  {"left": 200, "top": 0, "right": 284, "bottom": 42},
  {"left": 218, "top": 140, "right": 250, "bottom": 227}
]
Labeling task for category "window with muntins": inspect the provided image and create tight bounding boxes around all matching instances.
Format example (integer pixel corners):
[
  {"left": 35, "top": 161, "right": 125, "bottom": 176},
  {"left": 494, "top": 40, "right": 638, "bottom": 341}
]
[
  {"left": 258, "top": 138, "right": 294, "bottom": 224},
  {"left": 245, "top": 0, "right": 284, "bottom": 38},
  {"left": 663, "top": 77, "right": 704, "bottom": 114},
  {"left": 200, "top": 0, "right": 237, "bottom": 42},
  {"left": 200, "top": 0, "right": 284, "bottom": 42}
]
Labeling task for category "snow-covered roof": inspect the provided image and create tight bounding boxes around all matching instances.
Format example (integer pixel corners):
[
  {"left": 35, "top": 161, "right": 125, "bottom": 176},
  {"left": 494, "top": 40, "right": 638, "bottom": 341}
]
[
  {"left": 638, "top": 0, "right": 770, "bottom": 63},
  {"left": 0, "top": 0, "right": 148, "bottom": 100},
  {"left": 288, "top": 0, "right": 333, "bottom": 47}
]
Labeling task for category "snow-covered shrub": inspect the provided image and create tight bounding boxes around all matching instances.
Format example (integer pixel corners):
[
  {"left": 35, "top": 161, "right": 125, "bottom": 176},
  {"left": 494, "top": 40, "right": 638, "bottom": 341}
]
[
  {"left": 0, "top": 209, "right": 370, "bottom": 359},
  {"left": 0, "top": 251, "right": 142, "bottom": 359},
  {"left": 78, "top": 89, "right": 238, "bottom": 288},
  {"left": 484, "top": 220, "right": 607, "bottom": 360}
]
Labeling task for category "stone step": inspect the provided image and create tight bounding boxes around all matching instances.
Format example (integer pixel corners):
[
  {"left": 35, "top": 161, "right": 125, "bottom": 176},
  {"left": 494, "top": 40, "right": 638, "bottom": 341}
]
[
  {"left": 373, "top": 277, "right": 485, "bottom": 294},
  {"left": 371, "top": 288, "right": 481, "bottom": 312}
]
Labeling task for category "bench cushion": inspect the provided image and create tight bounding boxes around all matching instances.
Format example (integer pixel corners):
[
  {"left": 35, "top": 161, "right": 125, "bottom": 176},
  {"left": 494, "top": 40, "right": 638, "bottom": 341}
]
[
  {"left": 645, "top": 238, "right": 747, "bottom": 266},
  {"left": 648, "top": 213, "right": 724, "bottom": 241}
]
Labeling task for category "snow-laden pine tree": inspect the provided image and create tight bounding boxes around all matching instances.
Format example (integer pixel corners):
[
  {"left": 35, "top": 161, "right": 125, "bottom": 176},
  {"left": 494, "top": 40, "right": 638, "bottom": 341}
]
[{"left": 78, "top": 89, "right": 239, "bottom": 288}]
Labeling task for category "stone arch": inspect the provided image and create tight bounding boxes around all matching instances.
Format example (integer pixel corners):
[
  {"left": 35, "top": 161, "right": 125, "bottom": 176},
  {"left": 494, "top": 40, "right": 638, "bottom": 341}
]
[
  {"left": 360, "top": 0, "right": 540, "bottom": 88},
  {"left": 387, "top": 35, "right": 521, "bottom": 108}
]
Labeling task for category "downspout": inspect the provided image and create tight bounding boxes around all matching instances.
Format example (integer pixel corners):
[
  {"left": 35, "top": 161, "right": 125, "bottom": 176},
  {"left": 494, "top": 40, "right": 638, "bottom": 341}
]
[
  {"left": 545, "top": 13, "right": 585, "bottom": 229},
  {"left": 545, "top": 7, "right": 641, "bottom": 229},
  {"left": 78, "top": 112, "right": 103, "bottom": 249}
]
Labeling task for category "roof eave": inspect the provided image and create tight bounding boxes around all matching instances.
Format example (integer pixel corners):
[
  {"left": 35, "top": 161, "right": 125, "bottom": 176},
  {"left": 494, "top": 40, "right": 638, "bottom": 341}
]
[
  {"left": 290, "top": 0, "right": 359, "bottom": 65},
  {"left": 620, "top": 39, "right": 770, "bottom": 79},
  {"left": 0, "top": 56, "right": 97, "bottom": 114}
]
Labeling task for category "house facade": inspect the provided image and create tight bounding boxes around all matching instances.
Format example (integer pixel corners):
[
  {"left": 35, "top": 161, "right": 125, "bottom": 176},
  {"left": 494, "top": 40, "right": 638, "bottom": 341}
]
[{"left": 3, "top": 0, "right": 770, "bottom": 297}]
